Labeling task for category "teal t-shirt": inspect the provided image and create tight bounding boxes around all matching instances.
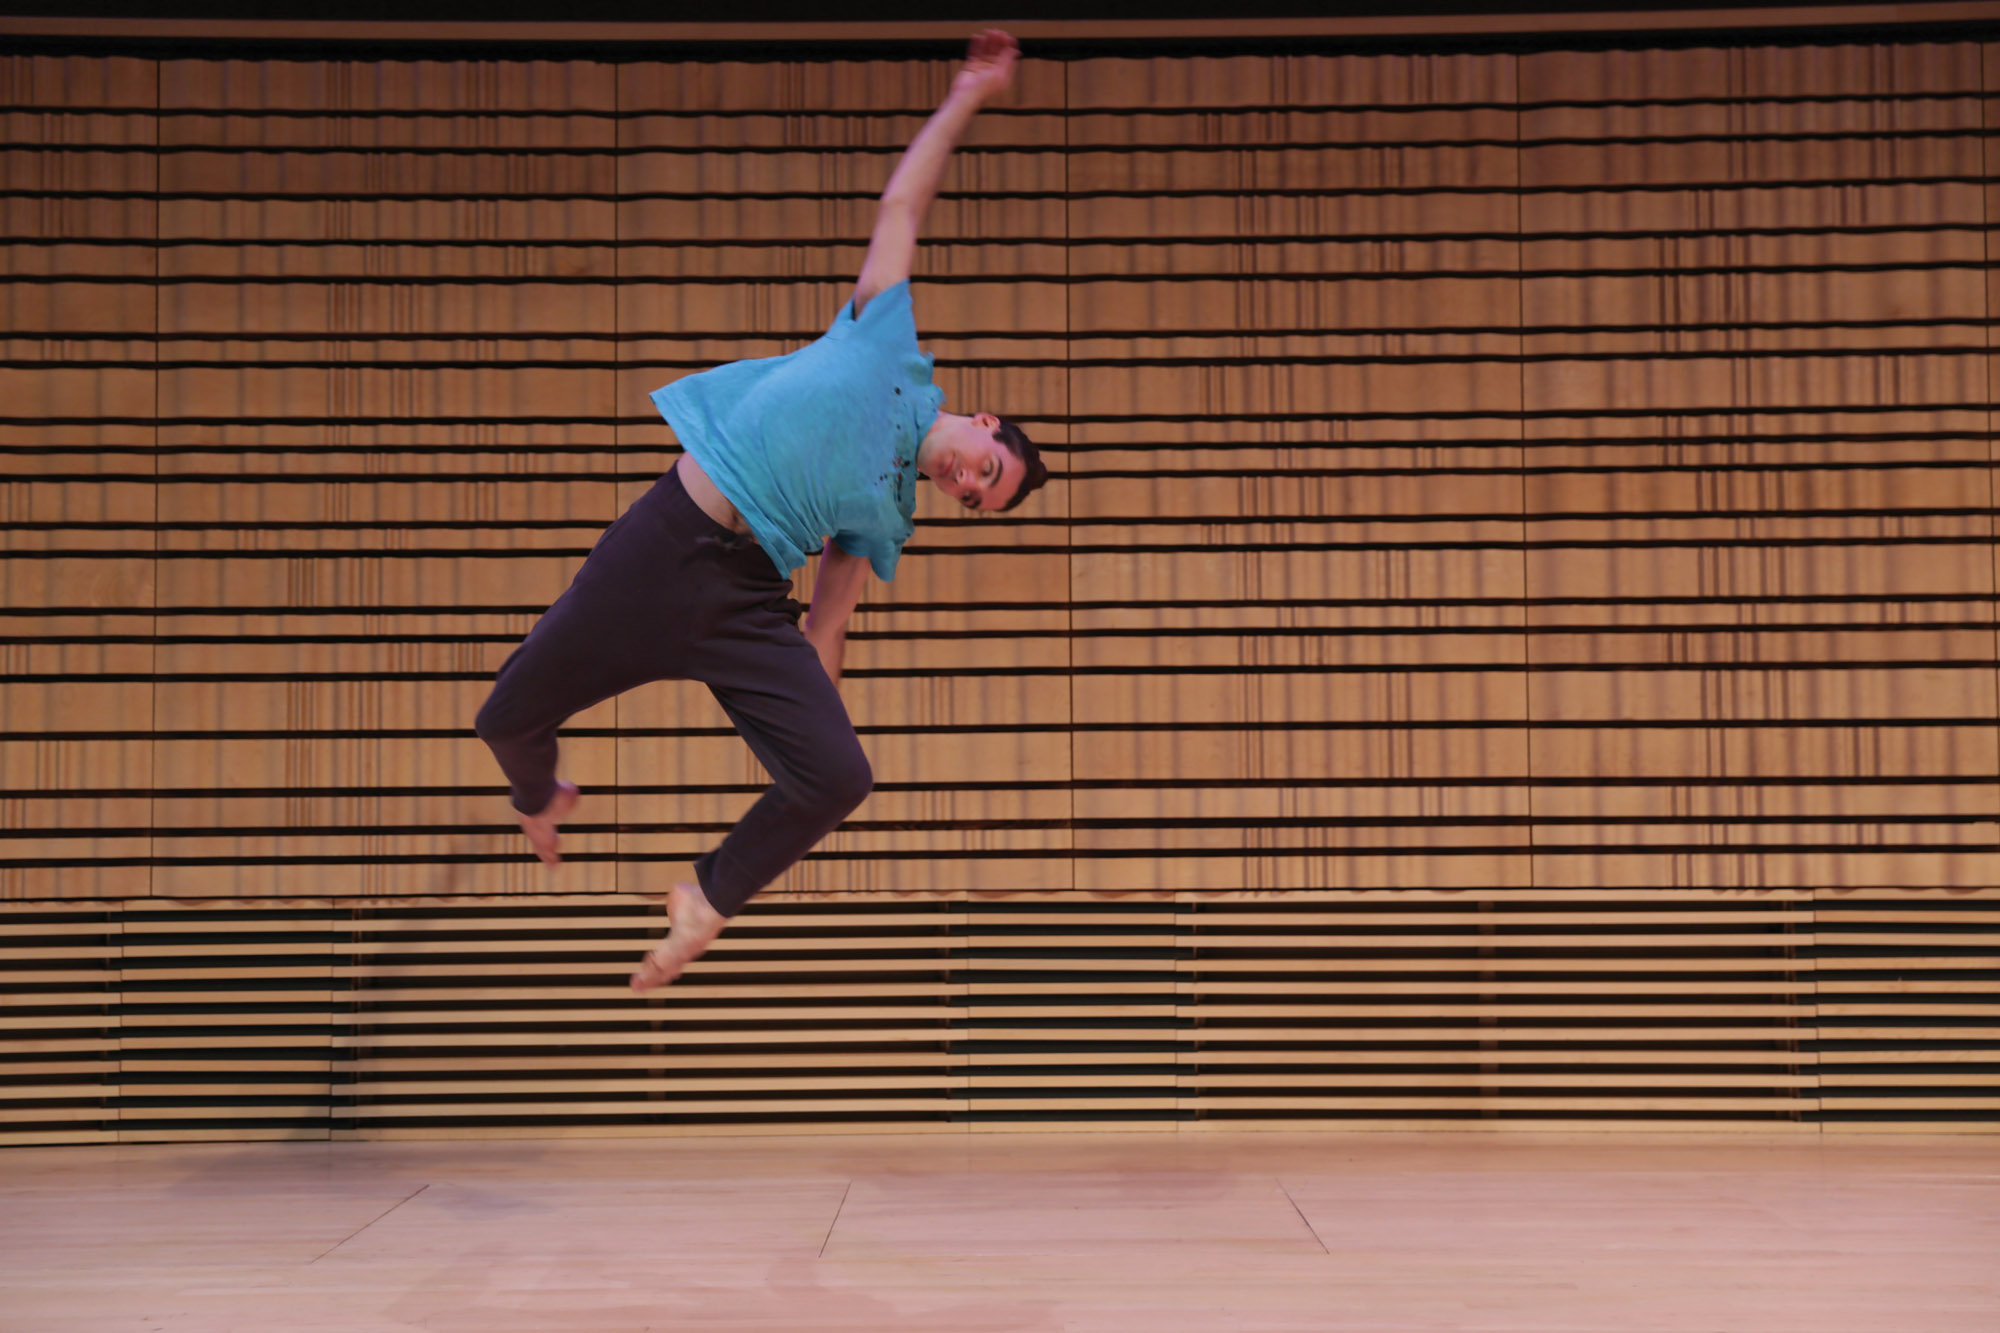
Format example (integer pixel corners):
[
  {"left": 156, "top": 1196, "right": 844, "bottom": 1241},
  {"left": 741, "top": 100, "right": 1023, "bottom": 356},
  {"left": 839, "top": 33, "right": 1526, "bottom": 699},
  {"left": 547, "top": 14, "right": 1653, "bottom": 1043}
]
[{"left": 648, "top": 280, "right": 945, "bottom": 582}]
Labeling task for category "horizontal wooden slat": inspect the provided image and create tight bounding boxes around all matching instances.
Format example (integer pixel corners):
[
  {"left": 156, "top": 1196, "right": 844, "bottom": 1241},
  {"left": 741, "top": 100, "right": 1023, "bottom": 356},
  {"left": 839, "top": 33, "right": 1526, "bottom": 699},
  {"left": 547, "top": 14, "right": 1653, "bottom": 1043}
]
[
  {"left": 0, "top": 889, "right": 1911, "bottom": 1141},
  {"left": 6, "top": 35, "right": 1998, "bottom": 1143}
]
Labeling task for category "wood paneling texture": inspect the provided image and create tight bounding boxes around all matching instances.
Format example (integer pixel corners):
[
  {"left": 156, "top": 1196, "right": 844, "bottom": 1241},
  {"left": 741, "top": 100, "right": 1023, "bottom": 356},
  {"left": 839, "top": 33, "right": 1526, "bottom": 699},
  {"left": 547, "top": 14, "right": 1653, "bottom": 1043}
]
[
  {"left": 1, "top": 37, "right": 1994, "bottom": 1132},
  {"left": 4, "top": 890, "right": 1995, "bottom": 1143}
]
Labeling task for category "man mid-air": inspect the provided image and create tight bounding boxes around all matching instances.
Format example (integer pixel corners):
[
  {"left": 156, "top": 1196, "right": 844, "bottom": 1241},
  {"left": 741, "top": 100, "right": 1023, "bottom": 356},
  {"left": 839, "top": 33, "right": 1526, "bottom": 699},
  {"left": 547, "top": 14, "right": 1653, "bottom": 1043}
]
[{"left": 473, "top": 30, "right": 1047, "bottom": 990}]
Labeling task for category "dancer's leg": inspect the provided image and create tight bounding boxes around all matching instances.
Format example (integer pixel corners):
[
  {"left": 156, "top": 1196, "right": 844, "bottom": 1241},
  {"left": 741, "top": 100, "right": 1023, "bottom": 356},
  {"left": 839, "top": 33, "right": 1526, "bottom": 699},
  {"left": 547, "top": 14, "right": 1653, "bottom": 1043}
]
[
  {"left": 475, "top": 470, "right": 716, "bottom": 862},
  {"left": 696, "top": 659, "right": 872, "bottom": 914},
  {"left": 631, "top": 573, "right": 872, "bottom": 990},
  {"left": 472, "top": 597, "right": 633, "bottom": 864},
  {"left": 474, "top": 594, "right": 640, "bottom": 818}
]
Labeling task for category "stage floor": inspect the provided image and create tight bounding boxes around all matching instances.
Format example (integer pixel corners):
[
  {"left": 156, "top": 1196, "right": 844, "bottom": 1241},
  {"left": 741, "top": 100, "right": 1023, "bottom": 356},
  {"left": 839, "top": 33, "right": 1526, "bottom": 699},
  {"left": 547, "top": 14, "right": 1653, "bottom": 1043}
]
[{"left": 3, "top": 1131, "right": 1996, "bottom": 1331}]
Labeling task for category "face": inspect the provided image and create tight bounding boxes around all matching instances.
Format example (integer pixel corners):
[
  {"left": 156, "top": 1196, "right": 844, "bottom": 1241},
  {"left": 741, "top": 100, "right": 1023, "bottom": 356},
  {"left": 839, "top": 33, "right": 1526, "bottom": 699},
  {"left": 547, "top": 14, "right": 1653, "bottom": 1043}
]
[{"left": 928, "top": 412, "right": 1024, "bottom": 511}]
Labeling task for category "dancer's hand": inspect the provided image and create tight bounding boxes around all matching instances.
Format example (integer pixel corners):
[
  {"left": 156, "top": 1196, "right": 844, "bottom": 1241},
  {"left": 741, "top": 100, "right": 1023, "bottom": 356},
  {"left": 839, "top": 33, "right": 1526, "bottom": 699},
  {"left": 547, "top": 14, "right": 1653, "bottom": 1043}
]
[{"left": 953, "top": 29, "right": 1018, "bottom": 104}]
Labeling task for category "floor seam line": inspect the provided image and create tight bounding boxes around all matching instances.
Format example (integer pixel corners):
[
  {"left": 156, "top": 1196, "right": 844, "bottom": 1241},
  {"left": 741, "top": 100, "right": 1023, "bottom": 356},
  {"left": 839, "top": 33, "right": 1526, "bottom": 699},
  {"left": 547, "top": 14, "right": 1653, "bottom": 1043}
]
[
  {"left": 1276, "top": 1178, "right": 1329, "bottom": 1255},
  {"left": 818, "top": 1179, "right": 854, "bottom": 1259},
  {"left": 307, "top": 1182, "right": 431, "bottom": 1265}
]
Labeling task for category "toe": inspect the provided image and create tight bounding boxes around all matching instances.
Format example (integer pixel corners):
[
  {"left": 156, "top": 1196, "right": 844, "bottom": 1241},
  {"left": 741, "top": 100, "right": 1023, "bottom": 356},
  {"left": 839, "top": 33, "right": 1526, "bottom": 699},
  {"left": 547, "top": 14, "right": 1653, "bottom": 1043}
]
[
  {"left": 630, "top": 943, "right": 678, "bottom": 992},
  {"left": 525, "top": 825, "right": 561, "bottom": 866}
]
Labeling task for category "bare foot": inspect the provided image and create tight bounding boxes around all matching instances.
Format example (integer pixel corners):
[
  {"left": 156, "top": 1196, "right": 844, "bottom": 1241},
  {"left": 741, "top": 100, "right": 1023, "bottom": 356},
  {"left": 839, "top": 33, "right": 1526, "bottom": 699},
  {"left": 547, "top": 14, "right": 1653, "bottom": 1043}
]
[
  {"left": 630, "top": 882, "right": 727, "bottom": 992},
  {"left": 515, "top": 781, "right": 579, "bottom": 867}
]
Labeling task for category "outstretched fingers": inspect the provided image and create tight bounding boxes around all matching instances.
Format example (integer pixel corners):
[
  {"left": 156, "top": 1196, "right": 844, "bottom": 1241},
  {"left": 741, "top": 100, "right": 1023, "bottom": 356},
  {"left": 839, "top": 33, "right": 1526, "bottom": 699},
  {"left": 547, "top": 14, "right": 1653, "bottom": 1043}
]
[
  {"left": 969, "top": 28, "right": 1017, "bottom": 62},
  {"left": 958, "top": 29, "right": 1018, "bottom": 100}
]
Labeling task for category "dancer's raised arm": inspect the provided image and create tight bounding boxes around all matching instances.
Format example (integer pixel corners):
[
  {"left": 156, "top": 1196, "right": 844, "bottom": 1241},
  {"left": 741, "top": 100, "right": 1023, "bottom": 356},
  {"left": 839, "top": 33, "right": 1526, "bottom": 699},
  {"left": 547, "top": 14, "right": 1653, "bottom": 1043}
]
[{"left": 851, "top": 28, "right": 1017, "bottom": 316}]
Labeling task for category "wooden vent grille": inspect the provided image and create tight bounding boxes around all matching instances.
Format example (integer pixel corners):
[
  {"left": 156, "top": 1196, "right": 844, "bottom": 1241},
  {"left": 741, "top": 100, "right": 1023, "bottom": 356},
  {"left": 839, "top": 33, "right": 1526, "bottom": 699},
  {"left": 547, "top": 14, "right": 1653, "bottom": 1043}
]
[
  {"left": 1813, "top": 894, "right": 2000, "bottom": 1126},
  {"left": 5, "top": 891, "right": 1994, "bottom": 1144}
]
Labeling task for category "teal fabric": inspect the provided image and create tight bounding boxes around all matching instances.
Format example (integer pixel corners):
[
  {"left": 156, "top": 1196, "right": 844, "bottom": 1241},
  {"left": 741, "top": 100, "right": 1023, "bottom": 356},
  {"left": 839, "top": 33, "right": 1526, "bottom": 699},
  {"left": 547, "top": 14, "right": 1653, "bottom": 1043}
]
[{"left": 648, "top": 280, "right": 945, "bottom": 582}]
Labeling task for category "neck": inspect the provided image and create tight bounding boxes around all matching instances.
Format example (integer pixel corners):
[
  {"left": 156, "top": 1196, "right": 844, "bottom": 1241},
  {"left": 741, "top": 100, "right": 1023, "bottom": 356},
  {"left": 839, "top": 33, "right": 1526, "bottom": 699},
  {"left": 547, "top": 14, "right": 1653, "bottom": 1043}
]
[{"left": 915, "top": 412, "right": 964, "bottom": 474}]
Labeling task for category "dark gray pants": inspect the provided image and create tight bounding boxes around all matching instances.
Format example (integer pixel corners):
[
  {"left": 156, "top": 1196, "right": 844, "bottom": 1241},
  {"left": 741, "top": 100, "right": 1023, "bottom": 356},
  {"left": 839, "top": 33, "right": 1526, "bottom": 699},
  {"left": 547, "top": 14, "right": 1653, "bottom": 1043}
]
[{"left": 473, "top": 467, "right": 872, "bottom": 916}]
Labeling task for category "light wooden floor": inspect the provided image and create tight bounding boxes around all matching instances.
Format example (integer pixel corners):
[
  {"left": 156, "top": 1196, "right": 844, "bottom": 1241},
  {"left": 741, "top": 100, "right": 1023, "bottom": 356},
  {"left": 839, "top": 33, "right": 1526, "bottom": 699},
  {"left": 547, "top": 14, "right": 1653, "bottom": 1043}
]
[{"left": 2, "top": 1132, "right": 1996, "bottom": 1332}]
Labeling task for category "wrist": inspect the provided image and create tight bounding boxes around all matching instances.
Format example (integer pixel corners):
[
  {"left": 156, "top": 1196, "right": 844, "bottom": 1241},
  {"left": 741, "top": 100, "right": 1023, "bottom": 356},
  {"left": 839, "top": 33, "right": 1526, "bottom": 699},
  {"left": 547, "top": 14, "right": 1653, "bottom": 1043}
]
[{"left": 944, "top": 82, "right": 991, "bottom": 114}]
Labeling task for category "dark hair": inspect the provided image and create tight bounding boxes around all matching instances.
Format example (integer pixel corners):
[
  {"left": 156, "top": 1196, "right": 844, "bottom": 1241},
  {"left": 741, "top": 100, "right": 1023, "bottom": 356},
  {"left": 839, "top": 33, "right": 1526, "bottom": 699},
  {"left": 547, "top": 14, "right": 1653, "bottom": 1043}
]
[{"left": 992, "top": 418, "right": 1048, "bottom": 512}]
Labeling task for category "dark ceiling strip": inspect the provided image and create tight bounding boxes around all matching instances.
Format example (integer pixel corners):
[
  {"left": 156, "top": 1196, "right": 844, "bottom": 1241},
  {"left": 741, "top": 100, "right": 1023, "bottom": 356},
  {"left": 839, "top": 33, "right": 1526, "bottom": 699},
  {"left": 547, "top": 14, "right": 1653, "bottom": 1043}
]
[
  {"left": 4, "top": 93, "right": 1987, "bottom": 119},
  {"left": 11, "top": 223, "right": 1994, "bottom": 246},
  {"left": 8, "top": 127, "right": 1990, "bottom": 153},
  {"left": 7, "top": 172, "right": 1995, "bottom": 200}
]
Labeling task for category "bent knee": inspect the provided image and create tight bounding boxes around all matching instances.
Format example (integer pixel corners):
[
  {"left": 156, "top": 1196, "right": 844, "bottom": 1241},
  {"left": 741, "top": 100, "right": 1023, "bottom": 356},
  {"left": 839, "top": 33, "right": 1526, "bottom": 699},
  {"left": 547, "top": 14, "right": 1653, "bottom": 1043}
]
[
  {"left": 804, "top": 750, "right": 873, "bottom": 818},
  {"left": 473, "top": 692, "right": 523, "bottom": 745}
]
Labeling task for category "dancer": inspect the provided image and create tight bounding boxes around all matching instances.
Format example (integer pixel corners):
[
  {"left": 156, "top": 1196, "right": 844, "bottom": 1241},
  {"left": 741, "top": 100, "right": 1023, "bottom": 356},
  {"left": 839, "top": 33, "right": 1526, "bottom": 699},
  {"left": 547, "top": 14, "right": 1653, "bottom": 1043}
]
[{"left": 473, "top": 29, "right": 1046, "bottom": 992}]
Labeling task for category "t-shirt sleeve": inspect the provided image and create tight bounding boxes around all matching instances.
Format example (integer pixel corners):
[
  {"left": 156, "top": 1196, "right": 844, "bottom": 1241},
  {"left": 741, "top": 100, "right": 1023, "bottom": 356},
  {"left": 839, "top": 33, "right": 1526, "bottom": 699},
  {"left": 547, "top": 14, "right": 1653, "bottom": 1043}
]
[
  {"left": 832, "top": 524, "right": 906, "bottom": 583},
  {"left": 849, "top": 279, "right": 921, "bottom": 357}
]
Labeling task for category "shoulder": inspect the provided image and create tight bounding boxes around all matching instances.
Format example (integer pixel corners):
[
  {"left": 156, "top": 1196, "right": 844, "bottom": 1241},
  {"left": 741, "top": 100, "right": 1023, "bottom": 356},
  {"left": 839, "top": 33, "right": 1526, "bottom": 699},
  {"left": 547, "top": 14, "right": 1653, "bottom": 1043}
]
[{"left": 845, "top": 279, "right": 918, "bottom": 338}]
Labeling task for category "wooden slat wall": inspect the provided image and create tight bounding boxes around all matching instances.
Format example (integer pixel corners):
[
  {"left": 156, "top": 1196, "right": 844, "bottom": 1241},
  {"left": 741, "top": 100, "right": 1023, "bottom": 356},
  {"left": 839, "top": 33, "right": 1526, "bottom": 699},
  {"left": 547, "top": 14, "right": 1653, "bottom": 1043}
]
[
  {"left": 3, "top": 890, "right": 1995, "bottom": 1143},
  {"left": 2, "top": 34, "right": 1996, "bottom": 1137}
]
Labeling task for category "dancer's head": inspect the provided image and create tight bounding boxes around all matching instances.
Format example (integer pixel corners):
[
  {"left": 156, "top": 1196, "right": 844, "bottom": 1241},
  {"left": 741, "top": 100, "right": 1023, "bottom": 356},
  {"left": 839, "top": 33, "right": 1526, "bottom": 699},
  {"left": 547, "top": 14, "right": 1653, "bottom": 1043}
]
[{"left": 917, "top": 411, "right": 1049, "bottom": 512}]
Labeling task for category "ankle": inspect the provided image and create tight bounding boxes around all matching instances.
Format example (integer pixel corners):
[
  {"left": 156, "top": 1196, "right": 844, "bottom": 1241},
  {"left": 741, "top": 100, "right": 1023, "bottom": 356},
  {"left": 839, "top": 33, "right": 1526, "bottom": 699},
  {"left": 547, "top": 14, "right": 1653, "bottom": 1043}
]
[{"left": 675, "top": 883, "right": 728, "bottom": 931}]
